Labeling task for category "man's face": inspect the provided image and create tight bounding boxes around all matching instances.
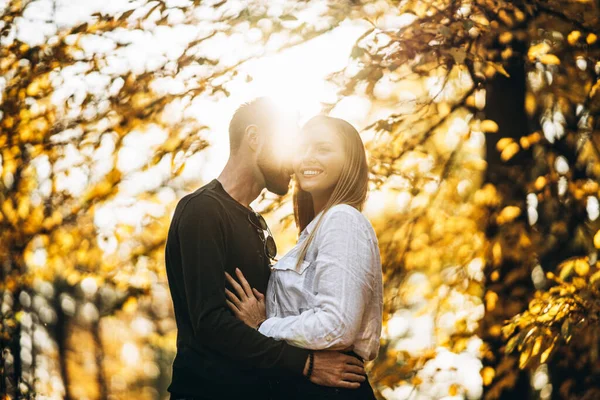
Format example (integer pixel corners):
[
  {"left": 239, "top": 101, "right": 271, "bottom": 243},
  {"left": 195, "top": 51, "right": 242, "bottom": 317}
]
[{"left": 256, "top": 121, "right": 297, "bottom": 196}]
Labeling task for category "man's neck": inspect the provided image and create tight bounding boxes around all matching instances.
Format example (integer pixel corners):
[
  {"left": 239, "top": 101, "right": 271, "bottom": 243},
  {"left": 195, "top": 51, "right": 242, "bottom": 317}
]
[{"left": 217, "top": 157, "right": 264, "bottom": 209}]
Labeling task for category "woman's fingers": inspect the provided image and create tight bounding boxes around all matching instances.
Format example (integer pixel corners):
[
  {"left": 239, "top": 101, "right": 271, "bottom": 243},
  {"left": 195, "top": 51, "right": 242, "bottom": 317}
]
[
  {"left": 225, "top": 271, "right": 247, "bottom": 300},
  {"left": 252, "top": 288, "right": 265, "bottom": 301},
  {"left": 235, "top": 268, "right": 254, "bottom": 298},
  {"left": 225, "top": 288, "right": 242, "bottom": 307}
]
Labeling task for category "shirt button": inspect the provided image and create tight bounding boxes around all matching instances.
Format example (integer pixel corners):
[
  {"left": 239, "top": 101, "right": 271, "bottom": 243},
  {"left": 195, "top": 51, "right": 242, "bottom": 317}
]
[{"left": 325, "top": 335, "right": 332, "bottom": 342}]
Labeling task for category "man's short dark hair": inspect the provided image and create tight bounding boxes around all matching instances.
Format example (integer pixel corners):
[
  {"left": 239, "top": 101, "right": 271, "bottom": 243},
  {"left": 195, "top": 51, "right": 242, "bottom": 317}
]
[{"left": 228, "top": 97, "right": 278, "bottom": 153}]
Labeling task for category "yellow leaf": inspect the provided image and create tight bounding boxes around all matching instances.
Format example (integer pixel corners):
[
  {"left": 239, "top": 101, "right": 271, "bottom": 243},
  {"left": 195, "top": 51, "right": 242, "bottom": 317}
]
[
  {"left": 482, "top": 367, "right": 495, "bottom": 386},
  {"left": 540, "top": 337, "right": 557, "bottom": 363},
  {"left": 485, "top": 291, "right": 498, "bottom": 312},
  {"left": 2, "top": 199, "right": 17, "bottom": 223},
  {"left": 412, "top": 376, "right": 423, "bottom": 386},
  {"left": 514, "top": 9, "right": 526, "bottom": 22},
  {"left": 499, "top": 32, "right": 513, "bottom": 44},
  {"left": 528, "top": 42, "right": 551, "bottom": 61},
  {"left": 594, "top": 230, "right": 600, "bottom": 249},
  {"left": 534, "top": 176, "right": 547, "bottom": 191},
  {"left": 489, "top": 324, "right": 502, "bottom": 337},
  {"left": 559, "top": 257, "right": 589, "bottom": 279},
  {"left": 575, "top": 259, "right": 590, "bottom": 276},
  {"left": 496, "top": 138, "right": 514, "bottom": 152},
  {"left": 501, "top": 142, "right": 520, "bottom": 161},
  {"left": 491, "top": 270, "right": 500, "bottom": 281},
  {"left": 525, "top": 92, "right": 537, "bottom": 116},
  {"left": 492, "top": 242, "right": 502, "bottom": 266},
  {"left": 481, "top": 119, "right": 499, "bottom": 133},
  {"left": 491, "top": 62, "right": 510, "bottom": 77},
  {"left": 531, "top": 335, "right": 543, "bottom": 357},
  {"left": 539, "top": 54, "right": 561, "bottom": 65},
  {"left": 519, "top": 343, "right": 532, "bottom": 368},
  {"left": 591, "top": 270, "right": 600, "bottom": 284},
  {"left": 449, "top": 384, "right": 459, "bottom": 396},
  {"left": 15, "top": 311, "right": 25, "bottom": 322},
  {"left": 123, "top": 297, "right": 138, "bottom": 314},
  {"left": 497, "top": 205, "right": 521, "bottom": 224},
  {"left": 26, "top": 81, "right": 40, "bottom": 96},
  {"left": 583, "top": 181, "right": 599, "bottom": 194},
  {"left": 501, "top": 47, "right": 513, "bottom": 60},
  {"left": 502, "top": 322, "right": 516, "bottom": 339},
  {"left": 17, "top": 198, "right": 30, "bottom": 219},
  {"left": 559, "top": 261, "right": 574, "bottom": 280},
  {"left": 528, "top": 299, "right": 543, "bottom": 314},
  {"left": 568, "top": 31, "right": 581, "bottom": 45},
  {"left": 590, "top": 80, "right": 600, "bottom": 99},
  {"left": 470, "top": 14, "right": 489, "bottom": 26},
  {"left": 163, "top": 136, "right": 181, "bottom": 152}
]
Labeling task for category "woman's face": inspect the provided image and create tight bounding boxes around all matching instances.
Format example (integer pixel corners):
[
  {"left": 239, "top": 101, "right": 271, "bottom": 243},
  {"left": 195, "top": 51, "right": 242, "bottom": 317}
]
[{"left": 293, "top": 123, "right": 346, "bottom": 198}]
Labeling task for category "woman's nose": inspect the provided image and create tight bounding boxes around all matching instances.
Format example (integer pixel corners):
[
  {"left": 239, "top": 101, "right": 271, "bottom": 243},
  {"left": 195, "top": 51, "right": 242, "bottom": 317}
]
[{"left": 301, "top": 147, "right": 317, "bottom": 162}]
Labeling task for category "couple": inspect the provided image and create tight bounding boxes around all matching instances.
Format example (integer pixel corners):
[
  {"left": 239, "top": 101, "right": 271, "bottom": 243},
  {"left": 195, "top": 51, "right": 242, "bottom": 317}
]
[{"left": 164, "top": 97, "right": 383, "bottom": 400}]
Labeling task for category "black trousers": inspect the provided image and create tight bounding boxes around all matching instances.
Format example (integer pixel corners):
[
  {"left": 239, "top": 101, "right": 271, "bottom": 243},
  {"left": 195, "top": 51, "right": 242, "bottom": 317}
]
[
  {"left": 270, "top": 375, "right": 377, "bottom": 400},
  {"left": 170, "top": 382, "right": 269, "bottom": 400},
  {"left": 171, "top": 376, "right": 376, "bottom": 400}
]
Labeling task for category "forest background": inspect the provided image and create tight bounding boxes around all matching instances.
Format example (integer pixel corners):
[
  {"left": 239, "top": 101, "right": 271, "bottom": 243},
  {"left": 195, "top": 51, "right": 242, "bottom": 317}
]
[{"left": 1, "top": 0, "right": 600, "bottom": 399}]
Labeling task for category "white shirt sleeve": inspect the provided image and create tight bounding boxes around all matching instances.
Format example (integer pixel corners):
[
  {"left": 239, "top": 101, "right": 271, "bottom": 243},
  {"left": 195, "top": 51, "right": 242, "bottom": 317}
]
[{"left": 258, "top": 207, "right": 375, "bottom": 350}]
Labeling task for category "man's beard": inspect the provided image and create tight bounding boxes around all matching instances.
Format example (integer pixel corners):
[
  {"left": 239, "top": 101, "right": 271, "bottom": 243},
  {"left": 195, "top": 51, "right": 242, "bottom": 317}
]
[{"left": 257, "top": 156, "right": 290, "bottom": 196}]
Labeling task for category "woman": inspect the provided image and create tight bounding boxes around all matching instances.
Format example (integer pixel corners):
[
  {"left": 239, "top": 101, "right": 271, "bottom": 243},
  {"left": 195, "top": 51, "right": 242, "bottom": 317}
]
[{"left": 225, "top": 115, "right": 383, "bottom": 399}]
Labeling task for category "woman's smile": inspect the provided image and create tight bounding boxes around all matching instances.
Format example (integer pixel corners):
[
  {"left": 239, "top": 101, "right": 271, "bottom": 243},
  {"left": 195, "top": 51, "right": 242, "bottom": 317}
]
[{"left": 300, "top": 167, "right": 324, "bottom": 178}]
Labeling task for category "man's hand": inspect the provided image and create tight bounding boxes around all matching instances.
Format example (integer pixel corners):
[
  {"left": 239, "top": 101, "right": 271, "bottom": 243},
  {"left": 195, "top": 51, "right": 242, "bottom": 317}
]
[{"left": 304, "top": 351, "right": 366, "bottom": 389}]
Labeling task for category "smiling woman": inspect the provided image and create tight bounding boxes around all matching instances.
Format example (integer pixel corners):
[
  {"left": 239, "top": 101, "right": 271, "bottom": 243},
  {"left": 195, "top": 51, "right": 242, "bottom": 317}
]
[{"left": 292, "top": 116, "right": 369, "bottom": 269}]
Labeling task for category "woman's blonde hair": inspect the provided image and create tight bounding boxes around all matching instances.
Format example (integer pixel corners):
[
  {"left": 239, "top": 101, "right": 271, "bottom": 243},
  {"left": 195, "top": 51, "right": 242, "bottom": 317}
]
[{"left": 293, "top": 115, "right": 369, "bottom": 270}]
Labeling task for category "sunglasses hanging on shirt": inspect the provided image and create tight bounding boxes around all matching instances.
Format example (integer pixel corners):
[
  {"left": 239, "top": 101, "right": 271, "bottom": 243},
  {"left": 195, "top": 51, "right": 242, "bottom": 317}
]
[{"left": 247, "top": 211, "right": 278, "bottom": 263}]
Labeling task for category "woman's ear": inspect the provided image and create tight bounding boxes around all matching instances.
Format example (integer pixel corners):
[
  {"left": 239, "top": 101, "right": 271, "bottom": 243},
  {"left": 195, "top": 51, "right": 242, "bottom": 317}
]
[{"left": 245, "top": 124, "right": 259, "bottom": 151}]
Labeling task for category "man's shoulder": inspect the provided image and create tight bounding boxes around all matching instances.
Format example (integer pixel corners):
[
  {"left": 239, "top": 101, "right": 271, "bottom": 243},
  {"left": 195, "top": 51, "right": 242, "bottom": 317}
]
[{"left": 176, "top": 182, "right": 226, "bottom": 218}]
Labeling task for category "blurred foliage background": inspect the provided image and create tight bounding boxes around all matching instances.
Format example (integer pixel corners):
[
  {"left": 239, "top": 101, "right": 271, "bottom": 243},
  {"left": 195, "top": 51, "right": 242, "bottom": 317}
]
[{"left": 1, "top": 0, "right": 599, "bottom": 399}]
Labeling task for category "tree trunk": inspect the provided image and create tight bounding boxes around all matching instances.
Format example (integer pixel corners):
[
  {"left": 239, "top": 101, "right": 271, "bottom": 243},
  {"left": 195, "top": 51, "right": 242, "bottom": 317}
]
[
  {"left": 53, "top": 299, "right": 72, "bottom": 400},
  {"left": 91, "top": 318, "right": 108, "bottom": 400},
  {"left": 480, "top": 51, "right": 535, "bottom": 399}
]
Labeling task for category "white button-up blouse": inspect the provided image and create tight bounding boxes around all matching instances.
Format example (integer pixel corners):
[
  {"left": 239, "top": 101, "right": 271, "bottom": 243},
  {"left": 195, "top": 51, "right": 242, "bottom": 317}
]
[{"left": 258, "top": 204, "right": 383, "bottom": 361}]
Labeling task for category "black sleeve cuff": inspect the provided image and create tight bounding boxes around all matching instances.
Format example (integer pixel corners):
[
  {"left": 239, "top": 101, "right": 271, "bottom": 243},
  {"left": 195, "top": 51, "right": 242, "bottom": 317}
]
[{"left": 280, "top": 344, "right": 310, "bottom": 376}]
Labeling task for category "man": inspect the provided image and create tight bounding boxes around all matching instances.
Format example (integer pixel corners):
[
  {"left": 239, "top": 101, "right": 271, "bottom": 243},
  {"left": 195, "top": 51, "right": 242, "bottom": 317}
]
[{"left": 165, "top": 98, "right": 366, "bottom": 399}]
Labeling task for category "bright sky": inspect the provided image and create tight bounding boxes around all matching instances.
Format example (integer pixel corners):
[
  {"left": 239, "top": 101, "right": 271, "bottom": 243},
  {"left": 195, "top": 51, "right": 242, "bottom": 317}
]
[{"left": 180, "top": 20, "right": 371, "bottom": 183}]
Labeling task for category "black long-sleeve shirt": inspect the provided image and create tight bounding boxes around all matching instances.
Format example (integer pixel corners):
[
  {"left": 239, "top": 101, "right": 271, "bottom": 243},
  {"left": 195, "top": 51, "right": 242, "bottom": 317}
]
[{"left": 165, "top": 179, "right": 309, "bottom": 398}]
